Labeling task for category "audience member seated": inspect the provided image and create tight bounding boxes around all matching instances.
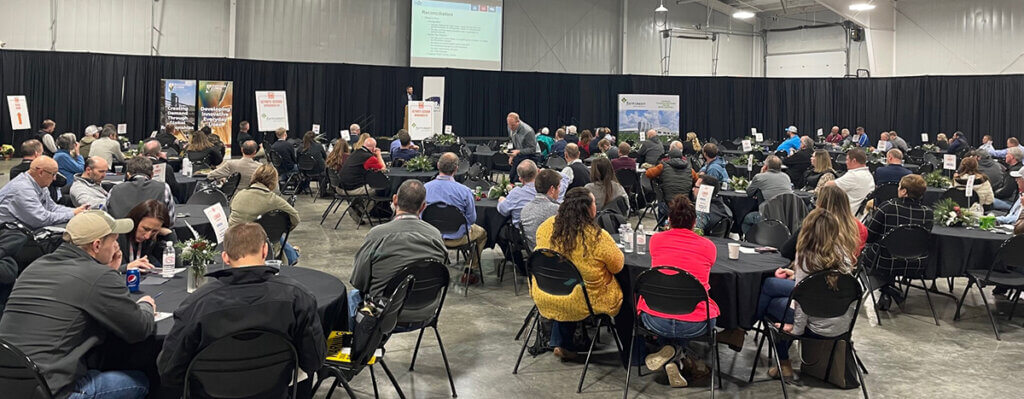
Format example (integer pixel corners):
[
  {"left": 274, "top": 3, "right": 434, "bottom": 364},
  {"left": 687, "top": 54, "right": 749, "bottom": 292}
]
[
  {"left": 862, "top": 174, "right": 934, "bottom": 310},
  {"left": 498, "top": 160, "right": 540, "bottom": 223},
  {"left": 586, "top": 157, "right": 628, "bottom": 211},
  {"left": 752, "top": 209, "right": 858, "bottom": 380},
  {"left": 783, "top": 136, "right": 814, "bottom": 187},
  {"left": 156, "top": 123, "right": 183, "bottom": 155},
  {"left": 533, "top": 187, "right": 624, "bottom": 360},
  {"left": 425, "top": 153, "right": 488, "bottom": 280},
  {"left": 236, "top": 121, "right": 254, "bottom": 147},
  {"left": 587, "top": 128, "right": 606, "bottom": 156},
  {"left": 54, "top": 133, "right": 84, "bottom": 187},
  {"left": 611, "top": 143, "right": 637, "bottom": 171},
  {"left": 848, "top": 127, "right": 870, "bottom": 147},
  {"left": 550, "top": 128, "right": 568, "bottom": 157},
  {"left": 975, "top": 150, "right": 1006, "bottom": 203},
  {"left": 692, "top": 174, "right": 732, "bottom": 233},
  {"left": 875, "top": 132, "right": 894, "bottom": 153},
  {"left": 741, "top": 155, "right": 793, "bottom": 233},
  {"left": 873, "top": 149, "right": 912, "bottom": 186},
  {"left": 636, "top": 129, "right": 665, "bottom": 166},
  {"left": 353, "top": 131, "right": 371, "bottom": 150},
  {"left": 298, "top": 130, "right": 327, "bottom": 170},
  {"left": 338, "top": 137, "right": 386, "bottom": 194},
  {"left": 230, "top": 164, "right": 302, "bottom": 266},
  {"left": 825, "top": 126, "right": 843, "bottom": 144},
  {"left": 947, "top": 131, "right": 969, "bottom": 154},
  {"left": 325, "top": 139, "right": 352, "bottom": 173},
  {"left": 351, "top": 179, "right": 448, "bottom": 305},
  {"left": 578, "top": 130, "right": 593, "bottom": 158},
  {"left": 804, "top": 150, "right": 837, "bottom": 194},
  {"left": 988, "top": 137, "right": 1019, "bottom": 158},
  {"left": 994, "top": 147, "right": 1024, "bottom": 209},
  {"left": 118, "top": 199, "right": 172, "bottom": 271},
  {"left": 953, "top": 157, "right": 994, "bottom": 209},
  {"left": 646, "top": 148, "right": 695, "bottom": 223},
  {"left": 105, "top": 156, "right": 176, "bottom": 219},
  {"left": 90, "top": 126, "right": 126, "bottom": 165},
  {"left": 157, "top": 223, "right": 326, "bottom": 395},
  {"left": 537, "top": 127, "right": 554, "bottom": 157},
  {"left": 207, "top": 139, "right": 262, "bottom": 188},
  {"left": 698, "top": 143, "right": 729, "bottom": 183},
  {"left": 79, "top": 125, "right": 99, "bottom": 158},
  {"left": 780, "top": 185, "right": 868, "bottom": 262},
  {"left": 890, "top": 130, "right": 910, "bottom": 153},
  {"left": 775, "top": 126, "right": 801, "bottom": 154},
  {"left": 828, "top": 148, "right": 874, "bottom": 215},
  {"left": 521, "top": 169, "right": 563, "bottom": 250},
  {"left": 185, "top": 128, "right": 224, "bottom": 169},
  {"left": 0, "top": 156, "right": 85, "bottom": 229},
  {"left": 561, "top": 143, "right": 590, "bottom": 190},
  {"left": 202, "top": 126, "right": 227, "bottom": 156},
  {"left": 997, "top": 170, "right": 1024, "bottom": 227},
  {"left": 10, "top": 139, "right": 43, "bottom": 179},
  {"left": 0, "top": 210, "right": 155, "bottom": 399},
  {"left": 390, "top": 130, "right": 420, "bottom": 163},
  {"left": 641, "top": 195, "right": 719, "bottom": 388},
  {"left": 682, "top": 132, "right": 702, "bottom": 156},
  {"left": 70, "top": 156, "right": 110, "bottom": 208},
  {"left": 597, "top": 138, "right": 613, "bottom": 158},
  {"left": 270, "top": 128, "right": 298, "bottom": 178},
  {"left": 935, "top": 132, "right": 949, "bottom": 150}
]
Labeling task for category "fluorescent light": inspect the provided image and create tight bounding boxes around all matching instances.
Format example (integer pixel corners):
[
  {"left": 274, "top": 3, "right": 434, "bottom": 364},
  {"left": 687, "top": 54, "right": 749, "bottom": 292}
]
[
  {"left": 733, "top": 10, "right": 755, "bottom": 19},
  {"left": 849, "top": 3, "right": 876, "bottom": 11},
  {"left": 655, "top": 0, "right": 667, "bottom": 12}
]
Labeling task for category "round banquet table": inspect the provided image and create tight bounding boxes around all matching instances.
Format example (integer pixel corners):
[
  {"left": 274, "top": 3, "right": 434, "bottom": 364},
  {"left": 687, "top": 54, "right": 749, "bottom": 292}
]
[
  {"left": 927, "top": 225, "right": 1014, "bottom": 278},
  {"left": 471, "top": 149, "right": 498, "bottom": 171},
  {"left": 386, "top": 167, "right": 438, "bottom": 193},
  {"left": 473, "top": 198, "right": 506, "bottom": 249},
  {"left": 102, "top": 172, "right": 200, "bottom": 203},
  {"left": 171, "top": 204, "right": 228, "bottom": 242}
]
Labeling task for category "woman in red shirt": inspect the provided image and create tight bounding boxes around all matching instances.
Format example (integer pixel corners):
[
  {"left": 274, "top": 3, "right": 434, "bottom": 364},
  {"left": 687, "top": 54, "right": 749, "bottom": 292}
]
[{"left": 639, "top": 195, "right": 719, "bottom": 388}]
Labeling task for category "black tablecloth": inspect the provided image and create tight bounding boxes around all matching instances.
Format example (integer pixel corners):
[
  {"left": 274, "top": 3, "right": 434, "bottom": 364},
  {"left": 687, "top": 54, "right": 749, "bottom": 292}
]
[
  {"left": 386, "top": 167, "right": 438, "bottom": 193},
  {"left": 923, "top": 187, "right": 944, "bottom": 207},
  {"left": 471, "top": 150, "right": 498, "bottom": 171},
  {"left": 474, "top": 198, "right": 506, "bottom": 249},
  {"left": 171, "top": 204, "right": 228, "bottom": 242},
  {"left": 103, "top": 173, "right": 200, "bottom": 203},
  {"left": 927, "top": 226, "right": 1013, "bottom": 278}
]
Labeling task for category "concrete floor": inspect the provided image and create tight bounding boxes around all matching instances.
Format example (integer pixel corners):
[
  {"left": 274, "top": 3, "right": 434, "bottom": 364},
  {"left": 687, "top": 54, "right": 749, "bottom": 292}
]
[{"left": 3, "top": 162, "right": 1022, "bottom": 398}]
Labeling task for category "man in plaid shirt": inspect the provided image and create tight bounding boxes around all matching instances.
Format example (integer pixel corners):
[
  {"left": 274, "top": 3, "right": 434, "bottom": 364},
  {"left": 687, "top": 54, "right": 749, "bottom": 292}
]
[{"left": 861, "top": 174, "right": 934, "bottom": 310}]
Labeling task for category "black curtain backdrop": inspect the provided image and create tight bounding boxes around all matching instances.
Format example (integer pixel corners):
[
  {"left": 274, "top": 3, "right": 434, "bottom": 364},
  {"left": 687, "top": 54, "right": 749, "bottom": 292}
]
[{"left": 3, "top": 49, "right": 1024, "bottom": 153}]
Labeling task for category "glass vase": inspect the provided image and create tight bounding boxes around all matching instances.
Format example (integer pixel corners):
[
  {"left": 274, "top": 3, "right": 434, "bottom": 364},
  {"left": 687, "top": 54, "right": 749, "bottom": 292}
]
[{"left": 187, "top": 262, "right": 208, "bottom": 294}]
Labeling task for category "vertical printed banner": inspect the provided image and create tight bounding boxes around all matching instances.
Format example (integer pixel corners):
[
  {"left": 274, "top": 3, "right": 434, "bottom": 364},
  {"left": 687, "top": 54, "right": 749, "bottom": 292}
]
[
  {"left": 407, "top": 101, "right": 435, "bottom": 140},
  {"left": 198, "top": 81, "right": 234, "bottom": 157},
  {"left": 616, "top": 94, "right": 680, "bottom": 143},
  {"left": 6, "top": 95, "right": 30, "bottom": 130},
  {"left": 255, "top": 91, "right": 289, "bottom": 132},
  {"left": 161, "top": 79, "right": 197, "bottom": 138},
  {"left": 422, "top": 76, "right": 445, "bottom": 135}
]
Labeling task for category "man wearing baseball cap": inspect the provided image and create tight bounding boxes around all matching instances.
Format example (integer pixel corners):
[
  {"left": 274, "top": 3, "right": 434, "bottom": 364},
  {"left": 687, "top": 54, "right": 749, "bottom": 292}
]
[
  {"left": 775, "top": 125, "right": 802, "bottom": 154},
  {"left": 0, "top": 211, "right": 156, "bottom": 399}
]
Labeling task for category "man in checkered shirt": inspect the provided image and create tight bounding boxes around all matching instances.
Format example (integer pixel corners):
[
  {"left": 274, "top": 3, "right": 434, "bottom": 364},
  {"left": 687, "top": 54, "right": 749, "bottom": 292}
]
[{"left": 861, "top": 174, "right": 934, "bottom": 310}]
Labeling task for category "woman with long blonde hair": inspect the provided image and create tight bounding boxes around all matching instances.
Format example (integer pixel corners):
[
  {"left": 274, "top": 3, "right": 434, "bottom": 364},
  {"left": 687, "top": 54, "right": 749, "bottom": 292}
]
[
  {"left": 353, "top": 132, "right": 371, "bottom": 150},
  {"left": 780, "top": 185, "right": 866, "bottom": 261},
  {"left": 806, "top": 150, "right": 837, "bottom": 193},
  {"left": 684, "top": 132, "right": 701, "bottom": 155}
]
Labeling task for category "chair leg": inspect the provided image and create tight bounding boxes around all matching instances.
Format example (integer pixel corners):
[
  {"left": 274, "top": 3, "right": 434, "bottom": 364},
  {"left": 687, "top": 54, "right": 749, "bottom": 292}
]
[
  {"left": 708, "top": 334, "right": 717, "bottom": 399},
  {"left": 607, "top": 319, "right": 624, "bottom": 356},
  {"left": 853, "top": 347, "right": 869, "bottom": 375},
  {"left": 513, "top": 316, "right": 538, "bottom": 374},
  {"left": 433, "top": 326, "right": 458, "bottom": 397},
  {"left": 379, "top": 359, "right": 407, "bottom": 399},
  {"left": 977, "top": 284, "right": 1002, "bottom": 340},
  {"left": 766, "top": 333, "right": 789, "bottom": 399},
  {"left": 332, "top": 374, "right": 359, "bottom": 399},
  {"left": 622, "top": 330, "right": 635, "bottom": 399},
  {"left": 954, "top": 279, "right": 975, "bottom": 321},
  {"left": 409, "top": 328, "right": 426, "bottom": 371},
  {"left": 578, "top": 319, "right": 603, "bottom": 393},
  {"left": 369, "top": 363, "right": 380, "bottom": 399},
  {"left": 748, "top": 328, "right": 767, "bottom": 383},
  {"left": 852, "top": 346, "right": 870, "bottom": 399},
  {"left": 511, "top": 259, "right": 520, "bottom": 296},
  {"left": 1008, "top": 290, "right": 1021, "bottom": 322},
  {"left": 947, "top": 277, "right": 955, "bottom": 293},
  {"left": 920, "top": 279, "right": 940, "bottom": 326},
  {"left": 515, "top": 307, "right": 537, "bottom": 341}
]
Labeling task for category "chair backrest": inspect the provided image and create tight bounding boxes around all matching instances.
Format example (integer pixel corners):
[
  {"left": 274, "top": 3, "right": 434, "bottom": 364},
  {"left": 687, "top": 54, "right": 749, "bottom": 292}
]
[
  {"left": 327, "top": 167, "right": 342, "bottom": 188},
  {"left": 940, "top": 187, "right": 979, "bottom": 208},
  {"left": 384, "top": 260, "right": 450, "bottom": 325},
  {"left": 601, "top": 195, "right": 630, "bottom": 215},
  {"left": 467, "top": 162, "right": 488, "bottom": 180},
  {"left": 464, "top": 178, "right": 493, "bottom": 192},
  {"left": 917, "top": 162, "right": 934, "bottom": 174},
  {"left": 527, "top": 249, "right": 594, "bottom": 315},
  {"left": 546, "top": 156, "right": 567, "bottom": 170},
  {"left": 351, "top": 276, "right": 415, "bottom": 367},
  {"left": 745, "top": 219, "right": 791, "bottom": 248},
  {"left": 634, "top": 266, "right": 709, "bottom": 318},
  {"left": 256, "top": 210, "right": 293, "bottom": 248},
  {"left": 990, "top": 235, "right": 1024, "bottom": 274},
  {"left": 490, "top": 152, "right": 510, "bottom": 170},
  {"left": 187, "top": 187, "right": 229, "bottom": 207},
  {"left": 615, "top": 169, "right": 638, "bottom": 193},
  {"left": 539, "top": 141, "right": 549, "bottom": 153},
  {"left": 184, "top": 330, "right": 298, "bottom": 399},
  {"left": 220, "top": 172, "right": 242, "bottom": 199},
  {"left": 267, "top": 147, "right": 283, "bottom": 167},
  {"left": 365, "top": 170, "right": 391, "bottom": 192},
  {"left": 706, "top": 216, "right": 732, "bottom": 238},
  {"left": 421, "top": 202, "right": 470, "bottom": 236},
  {"left": 297, "top": 152, "right": 318, "bottom": 172},
  {"left": 790, "top": 270, "right": 862, "bottom": 323},
  {"left": 0, "top": 339, "right": 53, "bottom": 399},
  {"left": 878, "top": 224, "right": 931, "bottom": 260},
  {"left": 873, "top": 182, "right": 901, "bottom": 206}
]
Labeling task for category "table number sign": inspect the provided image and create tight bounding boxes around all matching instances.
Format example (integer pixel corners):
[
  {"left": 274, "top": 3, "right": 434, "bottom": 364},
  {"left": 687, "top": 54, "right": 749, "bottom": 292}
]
[
  {"left": 695, "top": 185, "right": 715, "bottom": 213},
  {"left": 203, "top": 203, "right": 230, "bottom": 243}
]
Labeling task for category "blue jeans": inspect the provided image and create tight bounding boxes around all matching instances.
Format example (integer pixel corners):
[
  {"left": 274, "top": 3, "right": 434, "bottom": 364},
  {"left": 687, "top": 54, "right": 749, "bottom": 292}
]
[
  {"left": 641, "top": 313, "right": 715, "bottom": 347},
  {"left": 347, "top": 289, "right": 363, "bottom": 331},
  {"left": 993, "top": 198, "right": 1013, "bottom": 211},
  {"left": 66, "top": 370, "right": 148, "bottom": 399},
  {"left": 549, "top": 321, "right": 577, "bottom": 350},
  {"left": 282, "top": 237, "right": 299, "bottom": 266},
  {"left": 756, "top": 277, "right": 805, "bottom": 360}
]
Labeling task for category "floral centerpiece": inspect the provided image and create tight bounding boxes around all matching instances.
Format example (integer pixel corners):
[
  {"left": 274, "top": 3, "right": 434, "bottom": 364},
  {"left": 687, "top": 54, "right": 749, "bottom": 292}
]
[
  {"left": 867, "top": 150, "right": 885, "bottom": 164},
  {"left": 920, "top": 144, "right": 939, "bottom": 152},
  {"left": 923, "top": 170, "right": 952, "bottom": 189},
  {"left": 176, "top": 238, "right": 217, "bottom": 293},
  {"left": 730, "top": 176, "right": 750, "bottom": 191},
  {"left": 0, "top": 144, "right": 14, "bottom": 159},
  {"left": 488, "top": 176, "right": 511, "bottom": 199},
  {"left": 430, "top": 133, "right": 458, "bottom": 146},
  {"left": 840, "top": 142, "right": 856, "bottom": 153},
  {"left": 404, "top": 154, "right": 434, "bottom": 172},
  {"left": 933, "top": 198, "right": 979, "bottom": 227}
]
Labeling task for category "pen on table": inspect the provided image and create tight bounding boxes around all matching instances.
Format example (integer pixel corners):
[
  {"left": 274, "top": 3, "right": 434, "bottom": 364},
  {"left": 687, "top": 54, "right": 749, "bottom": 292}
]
[{"left": 152, "top": 291, "right": 164, "bottom": 300}]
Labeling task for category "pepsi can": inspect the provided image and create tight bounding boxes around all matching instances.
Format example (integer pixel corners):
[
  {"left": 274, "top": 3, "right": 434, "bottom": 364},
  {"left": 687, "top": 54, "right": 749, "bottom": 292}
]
[{"left": 126, "top": 268, "right": 141, "bottom": 293}]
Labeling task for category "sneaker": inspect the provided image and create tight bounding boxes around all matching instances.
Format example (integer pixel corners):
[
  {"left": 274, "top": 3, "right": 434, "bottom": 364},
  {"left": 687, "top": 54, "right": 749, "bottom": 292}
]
[
  {"left": 553, "top": 347, "right": 577, "bottom": 361},
  {"left": 665, "top": 362, "right": 688, "bottom": 388},
  {"left": 644, "top": 345, "right": 675, "bottom": 371}
]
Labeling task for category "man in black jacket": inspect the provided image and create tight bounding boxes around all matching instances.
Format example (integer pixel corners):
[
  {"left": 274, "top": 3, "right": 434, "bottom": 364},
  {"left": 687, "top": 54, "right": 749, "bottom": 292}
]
[
  {"left": 636, "top": 129, "right": 665, "bottom": 166},
  {"left": 10, "top": 139, "right": 43, "bottom": 179},
  {"left": 158, "top": 223, "right": 326, "bottom": 396},
  {"left": 783, "top": 136, "right": 814, "bottom": 188},
  {"left": 142, "top": 140, "right": 186, "bottom": 203}
]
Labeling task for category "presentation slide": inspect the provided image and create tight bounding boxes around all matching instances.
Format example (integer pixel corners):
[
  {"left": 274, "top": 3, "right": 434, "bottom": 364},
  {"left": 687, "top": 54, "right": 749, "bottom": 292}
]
[{"left": 410, "top": 0, "right": 503, "bottom": 70}]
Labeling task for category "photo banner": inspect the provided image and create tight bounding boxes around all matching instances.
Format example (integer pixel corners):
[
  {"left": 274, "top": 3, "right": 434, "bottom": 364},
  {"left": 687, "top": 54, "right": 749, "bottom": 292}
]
[
  {"left": 616, "top": 94, "right": 680, "bottom": 143},
  {"left": 423, "top": 76, "right": 445, "bottom": 135},
  {"left": 255, "top": 91, "right": 289, "bottom": 132},
  {"left": 198, "top": 81, "right": 233, "bottom": 157},
  {"left": 161, "top": 79, "right": 197, "bottom": 136}
]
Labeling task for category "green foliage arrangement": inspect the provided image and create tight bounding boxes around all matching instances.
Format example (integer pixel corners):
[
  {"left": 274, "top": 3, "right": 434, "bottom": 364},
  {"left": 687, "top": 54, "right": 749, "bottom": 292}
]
[
  {"left": 923, "top": 170, "right": 952, "bottom": 189},
  {"left": 404, "top": 155, "right": 435, "bottom": 172}
]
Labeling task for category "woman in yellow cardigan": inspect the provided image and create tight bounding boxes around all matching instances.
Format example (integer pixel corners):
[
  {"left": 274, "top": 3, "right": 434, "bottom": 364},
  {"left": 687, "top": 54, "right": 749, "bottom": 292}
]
[{"left": 534, "top": 187, "right": 624, "bottom": 359}]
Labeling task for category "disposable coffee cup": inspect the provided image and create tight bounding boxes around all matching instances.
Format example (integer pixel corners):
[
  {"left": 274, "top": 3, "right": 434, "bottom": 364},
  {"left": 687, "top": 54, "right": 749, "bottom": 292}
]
[{"left": 728, "top": 243, "right": 741, "bottom": 260}]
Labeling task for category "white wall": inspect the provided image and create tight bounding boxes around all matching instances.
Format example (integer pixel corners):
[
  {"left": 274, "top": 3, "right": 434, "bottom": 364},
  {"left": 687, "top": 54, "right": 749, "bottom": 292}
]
[
  {"left": 502, "top": 0, "right": 621, "bottom": 74},
  {"left": 761, "top": 10, "right": 870, "bottom": 77}
]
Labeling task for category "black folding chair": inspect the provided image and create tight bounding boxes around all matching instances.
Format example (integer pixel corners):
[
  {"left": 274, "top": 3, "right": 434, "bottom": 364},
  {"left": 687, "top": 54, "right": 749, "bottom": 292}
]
[
  {"left": 314, "top": 276, "right": 414, "bottom": 399},
  {"left": 297, "top": 152, "right": 324, "bottom": 199},
  {"left": 623, "top": 267, "right": 719, "bottom": 399},
  {"left": 183, "top": 330, "right": 298, "bottom": 399},
  {"left": 862, "top": 225, "right": 939, "bottom": 325},
  {"left": 706, "top": 216, "right": 733, "bottom": 238},
  {"left": 186, "top": 187, "right": 229, "bottom": 208},
  {"left": 0, "top": 338, "right": 53, "bottom": 399},
  {"left": 748, "top": 271, "right": 868, "bottom": 399},
  {"left": 255, "top": 210, "right": 293, "bottom": 261},
  {"left": 491, "top": 152, "right": 511, "bottom": 178},
  {"left": 546, "top": 156, "right": 567, "bottom": 170},
  {"left": 940, "top": 187, "right": 979, "bottom": 208},
  {"left": 870, "top": 182, "right": 901, "bottom": 209},
  {"left": 385, "top": 261, "right": 458, "bottom": 397},
  {"left": 322, "top": 169, "right": 373, "bottom": 230},
  {"left": 513, "top": 249, "right": 624, "bottom": 394},
  {"left": 615, "top": 169, "right": 640, "bottom": 216},
  {"left": 363, "top": 171, "right": 395, "bottom": 227},
  {"left": 744, "top": 219, "right": 790, "bottom": 249},
  {"left": 422, "top": 202, "right": 484, "bottom": 296},
  {"left": 497, "top": 222, "right": 528, "bottom": 296},
  {"left": 219, "top": 172, "right": 242, "bottom": 200},
  {"left": 954, "top": 235, "right": 1024, "bottom": 340}
]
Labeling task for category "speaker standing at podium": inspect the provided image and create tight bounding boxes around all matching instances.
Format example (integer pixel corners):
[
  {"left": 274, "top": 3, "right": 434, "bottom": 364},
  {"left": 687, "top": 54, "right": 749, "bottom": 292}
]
[
  {"left": 404, "top": 85, "right": 419, "bottom": 102},
  {"left": 507, "top": 112, "right": 539, "bottom": 183}
]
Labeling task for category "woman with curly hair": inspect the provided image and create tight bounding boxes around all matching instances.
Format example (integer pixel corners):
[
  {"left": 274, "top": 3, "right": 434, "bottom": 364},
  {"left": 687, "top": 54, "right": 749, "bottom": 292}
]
[{"left": 533, "top": 187, "right": 624, "bottom": 359}]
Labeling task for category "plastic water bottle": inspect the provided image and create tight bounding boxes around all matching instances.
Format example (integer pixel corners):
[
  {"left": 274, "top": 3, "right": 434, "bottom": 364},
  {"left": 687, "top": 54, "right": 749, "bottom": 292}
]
[
  {"left": 635, "top": 224, "right": 647, "bottom": 255},
  {"left": 623, "top": 225, "right": 634, "bottom": 253},
  {"left": 162, "top": 242, "right": 176, "bottom": 278}
]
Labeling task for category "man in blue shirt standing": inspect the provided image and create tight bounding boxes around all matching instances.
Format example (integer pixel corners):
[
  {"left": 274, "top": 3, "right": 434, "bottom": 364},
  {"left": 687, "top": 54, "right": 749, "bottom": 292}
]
[
  {"left": 775, "top": 126, "right": 801, "bottom": 154},
  {"left": 497, "top": 160, "right": 569, "bottom": 223},
  {"left": 425, "top": 153, "right": 487, "bottom": 281}
]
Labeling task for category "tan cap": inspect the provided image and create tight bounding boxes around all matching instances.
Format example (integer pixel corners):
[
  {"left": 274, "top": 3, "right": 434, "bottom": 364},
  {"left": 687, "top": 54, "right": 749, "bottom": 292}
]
[{"left": 63, "top": 210, "right": 134, "bottom": 245}]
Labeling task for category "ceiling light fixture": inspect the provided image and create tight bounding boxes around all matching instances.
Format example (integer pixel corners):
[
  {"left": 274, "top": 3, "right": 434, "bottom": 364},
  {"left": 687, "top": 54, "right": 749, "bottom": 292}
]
[
  {"left": 849, "top": 3, "right": 876, "bottom": 11},
  {"left": 655, "top": 0, "right": 668, "bottom": 13},
  {"left": 732, "top": 10, "right": 755, "bottom": 19}
]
